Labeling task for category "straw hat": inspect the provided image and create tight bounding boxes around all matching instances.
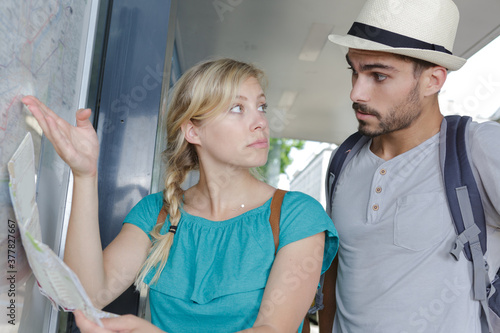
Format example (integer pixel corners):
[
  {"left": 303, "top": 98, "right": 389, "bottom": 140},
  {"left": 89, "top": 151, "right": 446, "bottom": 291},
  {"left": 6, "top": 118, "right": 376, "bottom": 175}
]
[{"left": 328, "top": 0, "right": 466, "bottom": 71}]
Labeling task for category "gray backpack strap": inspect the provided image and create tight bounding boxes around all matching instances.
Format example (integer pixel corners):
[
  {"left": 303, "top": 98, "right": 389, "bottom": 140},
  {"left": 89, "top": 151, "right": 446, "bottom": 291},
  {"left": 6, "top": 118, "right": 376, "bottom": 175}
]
[
  {"left": 456, "top": 186, "right": 491, "bottom": 332},
  {"left": 440, "top": 116, "right": 492, "bottom": 332},
  {"left": 325, "top": 133, "right": 370, "bottom": 217}
]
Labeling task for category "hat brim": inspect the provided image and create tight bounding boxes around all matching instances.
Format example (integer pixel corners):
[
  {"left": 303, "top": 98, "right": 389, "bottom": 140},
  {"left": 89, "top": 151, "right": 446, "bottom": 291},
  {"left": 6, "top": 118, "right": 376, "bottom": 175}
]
[{"left": 329, "top": 34, "right": 466, "bottom": 71}]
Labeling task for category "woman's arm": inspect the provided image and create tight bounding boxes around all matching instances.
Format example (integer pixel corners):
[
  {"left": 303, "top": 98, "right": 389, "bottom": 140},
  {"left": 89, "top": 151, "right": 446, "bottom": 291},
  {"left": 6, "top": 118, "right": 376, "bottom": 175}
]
[
  {"left": 23, "top": 96, "right": 151, "bottom": 308},
  {"left": 241, "top": 232, "right": 325, "bottom": 333},
  {"left": 66, "top": 165, "right": 151, "bottom": 308}
]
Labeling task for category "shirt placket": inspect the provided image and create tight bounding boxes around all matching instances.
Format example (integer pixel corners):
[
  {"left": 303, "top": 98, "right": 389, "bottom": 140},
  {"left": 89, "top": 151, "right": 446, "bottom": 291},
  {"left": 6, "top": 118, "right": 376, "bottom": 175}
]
[{"left": 367, "top": 166, "right": 388, "bottom": 224}]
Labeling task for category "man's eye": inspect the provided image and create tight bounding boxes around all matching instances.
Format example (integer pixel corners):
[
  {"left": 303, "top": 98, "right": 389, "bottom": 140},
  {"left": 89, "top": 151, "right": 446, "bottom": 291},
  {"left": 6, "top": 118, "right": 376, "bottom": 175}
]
[
  {"left": 230, "top": 105, "right": 243, "bottom": 113},
  {"left": 375, "top": 73, "right": 387, "bottom": 81}
]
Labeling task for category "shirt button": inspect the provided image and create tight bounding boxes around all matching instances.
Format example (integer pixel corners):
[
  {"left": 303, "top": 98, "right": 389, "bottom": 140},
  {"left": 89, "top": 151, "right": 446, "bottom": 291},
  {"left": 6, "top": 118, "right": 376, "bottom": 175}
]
[
  {"left": 375, "top": 186, "right": 382, "bottom": 193},
  {"left": 372, "top": 204, "right": 379, "bottom": 211},
  {"left": 380, "top": 169, "right": 387, "bottom": 175}
]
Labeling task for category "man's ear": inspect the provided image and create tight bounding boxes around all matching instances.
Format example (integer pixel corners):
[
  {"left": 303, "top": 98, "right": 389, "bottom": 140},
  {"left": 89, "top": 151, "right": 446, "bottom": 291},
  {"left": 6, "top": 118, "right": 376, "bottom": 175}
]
[
  {"left": 423, "top": 66, "right": 447, "bottom": 97},
  {"left": 182, "top": 121, "right": 200, "bottom": 145}
]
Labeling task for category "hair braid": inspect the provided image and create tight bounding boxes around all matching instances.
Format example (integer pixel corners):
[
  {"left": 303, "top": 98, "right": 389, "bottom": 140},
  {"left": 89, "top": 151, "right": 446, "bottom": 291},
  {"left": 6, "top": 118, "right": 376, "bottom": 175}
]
[{"left": 135, "top": 140, "right": 196, "bottom": 290}]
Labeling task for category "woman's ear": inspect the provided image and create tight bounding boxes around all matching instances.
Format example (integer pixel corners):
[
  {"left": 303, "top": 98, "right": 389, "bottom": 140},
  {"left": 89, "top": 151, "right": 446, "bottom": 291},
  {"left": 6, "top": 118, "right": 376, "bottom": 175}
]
[
  {"left": 423, "top": 66, "right": 448, "bottom": 97},
  {"left": 182, "top": 121, "right": 200, "bottom": 145}
]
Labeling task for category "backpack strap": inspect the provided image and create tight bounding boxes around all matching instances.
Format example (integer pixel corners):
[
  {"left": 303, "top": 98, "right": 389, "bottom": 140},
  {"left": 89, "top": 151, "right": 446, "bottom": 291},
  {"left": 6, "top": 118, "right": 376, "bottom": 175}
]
[
  {"left": 441, "top": 115, "right": 487, "bottom": 260},
  {"left": 270, "top": 189, "right": 287, "bottom": 255},
  {"left": 441, "top": 115, "right": 492, "bottom": 331},
  {"left": 325, "top": 131, "right": 369, "bottom": 216}
]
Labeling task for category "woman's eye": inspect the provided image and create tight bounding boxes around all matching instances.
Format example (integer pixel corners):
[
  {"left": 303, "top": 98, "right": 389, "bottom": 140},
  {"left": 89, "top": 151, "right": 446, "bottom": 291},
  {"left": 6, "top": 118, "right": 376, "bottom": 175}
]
[
  {"left": 258, "top": 103, "right": 268, "bottom": 113},
  {"left": 230, "top": 105, "right": 243, "bottom": 113}
]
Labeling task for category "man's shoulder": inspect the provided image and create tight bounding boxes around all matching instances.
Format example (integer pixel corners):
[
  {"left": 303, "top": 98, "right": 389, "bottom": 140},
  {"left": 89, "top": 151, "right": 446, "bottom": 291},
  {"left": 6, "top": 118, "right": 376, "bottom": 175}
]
[
  {"left": 469, "top": 119, "right": 500, "bottom": 135},
  {"left": 468, "top": 119, "right": 500, "bottom": 152}
]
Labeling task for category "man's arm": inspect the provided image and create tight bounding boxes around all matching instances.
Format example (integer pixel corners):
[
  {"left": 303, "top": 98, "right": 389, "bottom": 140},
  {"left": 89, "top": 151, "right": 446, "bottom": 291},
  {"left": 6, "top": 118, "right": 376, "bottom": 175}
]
[{"left": 318, "top": 255, "right": 338, "bottom": 333}]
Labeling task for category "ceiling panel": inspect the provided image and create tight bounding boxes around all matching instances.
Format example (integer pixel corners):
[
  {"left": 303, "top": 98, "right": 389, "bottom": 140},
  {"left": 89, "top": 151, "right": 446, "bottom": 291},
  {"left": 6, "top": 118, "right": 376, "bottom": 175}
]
[{"left": 175, "top": 0, "right": 500, "bottom": 144}]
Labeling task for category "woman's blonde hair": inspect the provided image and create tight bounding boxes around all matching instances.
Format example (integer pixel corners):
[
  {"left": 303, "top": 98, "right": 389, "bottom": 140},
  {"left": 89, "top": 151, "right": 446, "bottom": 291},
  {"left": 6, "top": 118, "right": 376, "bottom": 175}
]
[{"left": 135, "top": 58, "right": 266, "bottom": 290}]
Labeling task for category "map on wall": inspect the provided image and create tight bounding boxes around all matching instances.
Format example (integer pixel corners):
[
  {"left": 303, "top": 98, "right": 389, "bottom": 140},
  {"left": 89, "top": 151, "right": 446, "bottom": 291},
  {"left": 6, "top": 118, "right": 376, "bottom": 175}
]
[{"left": 0, "top": 0, "right": 96, "bottom": 330}]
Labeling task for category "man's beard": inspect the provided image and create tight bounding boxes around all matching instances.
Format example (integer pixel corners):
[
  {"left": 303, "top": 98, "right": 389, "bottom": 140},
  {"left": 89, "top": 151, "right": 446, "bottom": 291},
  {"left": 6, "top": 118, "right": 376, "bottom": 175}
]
[{"left": 353, "top": 83, "right": 422, "bottom": 138}]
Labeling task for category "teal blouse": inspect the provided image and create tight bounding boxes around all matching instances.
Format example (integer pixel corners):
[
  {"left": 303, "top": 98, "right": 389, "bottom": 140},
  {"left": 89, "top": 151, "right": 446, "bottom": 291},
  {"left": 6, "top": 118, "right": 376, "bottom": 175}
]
[{"left": 124, "top": 191, "right": 338, "bottom": 332}]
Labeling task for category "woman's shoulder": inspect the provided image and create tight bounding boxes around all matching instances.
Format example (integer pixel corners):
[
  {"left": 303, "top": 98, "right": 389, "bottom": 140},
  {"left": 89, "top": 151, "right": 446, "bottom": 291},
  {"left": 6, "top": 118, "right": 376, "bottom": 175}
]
[
  {"left": 282, "top": 190, "right": 324, "bottom": 211},
  {"left": 141, "top": 191, "right": 164, "bottom": 206},
  {"left": 123, "top": 191, "right": 164, "bottom": 233},
  {"left": 279, "top": 190, "right": 331, "bottom": 228}
]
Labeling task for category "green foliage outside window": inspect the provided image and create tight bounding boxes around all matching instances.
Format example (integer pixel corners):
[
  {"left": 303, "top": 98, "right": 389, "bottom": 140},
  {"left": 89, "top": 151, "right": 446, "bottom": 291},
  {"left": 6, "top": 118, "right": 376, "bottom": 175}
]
[{"left": 257, "top": 138, "right": 305, "bottom": 184}]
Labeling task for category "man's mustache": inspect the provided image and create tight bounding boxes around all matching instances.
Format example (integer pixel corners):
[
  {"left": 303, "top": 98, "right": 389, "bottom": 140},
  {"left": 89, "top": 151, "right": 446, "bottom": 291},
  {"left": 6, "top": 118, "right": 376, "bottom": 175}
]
[{"left": 352, "top": 103, "right": 380, "bottom": 118}]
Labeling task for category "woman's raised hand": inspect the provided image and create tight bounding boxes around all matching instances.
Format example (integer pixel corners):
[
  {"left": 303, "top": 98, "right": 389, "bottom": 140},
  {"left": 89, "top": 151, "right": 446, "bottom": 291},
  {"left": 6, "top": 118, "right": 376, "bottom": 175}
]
[{"left": 22, "top": 96, "right": 99, "bottom": 178}]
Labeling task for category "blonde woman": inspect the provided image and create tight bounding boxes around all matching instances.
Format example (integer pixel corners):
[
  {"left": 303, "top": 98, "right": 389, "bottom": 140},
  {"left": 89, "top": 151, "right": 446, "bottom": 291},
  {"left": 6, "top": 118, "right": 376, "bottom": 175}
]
[{"left": 23, "top": 58, "right": 338, "bottom": 332}]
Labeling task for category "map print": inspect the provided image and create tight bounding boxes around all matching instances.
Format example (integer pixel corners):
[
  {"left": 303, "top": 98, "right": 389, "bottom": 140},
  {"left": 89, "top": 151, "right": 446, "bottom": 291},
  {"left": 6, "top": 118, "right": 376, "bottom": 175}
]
[
  {"left": 1, "top": 0, "right": 94, "bottom": 330},
  {"left": 1, "top": 0, "right": 89, "bottom": 286}
]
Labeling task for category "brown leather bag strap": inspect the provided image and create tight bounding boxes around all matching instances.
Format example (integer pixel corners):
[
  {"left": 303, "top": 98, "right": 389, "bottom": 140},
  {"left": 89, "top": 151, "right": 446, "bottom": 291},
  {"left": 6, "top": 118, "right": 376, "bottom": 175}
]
[
  {"left": 269, "top": 189, "right": 287, "bottom": 255},
  {"left": 157, "top": 206, "right": 168, "bottom": 225}
]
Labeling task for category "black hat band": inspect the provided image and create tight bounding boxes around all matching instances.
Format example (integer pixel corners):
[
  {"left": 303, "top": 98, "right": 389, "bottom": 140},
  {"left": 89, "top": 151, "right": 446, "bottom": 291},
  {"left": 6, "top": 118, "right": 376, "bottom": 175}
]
[{"left": 347, "top": 22, "right": 452, "bottom": 55}]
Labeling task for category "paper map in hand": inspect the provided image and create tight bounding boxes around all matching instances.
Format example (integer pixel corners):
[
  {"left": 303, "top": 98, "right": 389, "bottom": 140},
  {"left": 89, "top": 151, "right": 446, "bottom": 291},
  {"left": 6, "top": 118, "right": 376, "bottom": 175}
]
[{"left": 8, "top": 133, "right": 117, "bottom": 326}]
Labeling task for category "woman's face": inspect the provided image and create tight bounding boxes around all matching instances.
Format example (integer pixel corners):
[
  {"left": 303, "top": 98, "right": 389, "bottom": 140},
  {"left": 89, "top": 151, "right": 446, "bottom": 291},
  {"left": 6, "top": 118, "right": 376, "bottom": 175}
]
[{"left": 193, "top": 76, "right": 270, "bottom": 170}]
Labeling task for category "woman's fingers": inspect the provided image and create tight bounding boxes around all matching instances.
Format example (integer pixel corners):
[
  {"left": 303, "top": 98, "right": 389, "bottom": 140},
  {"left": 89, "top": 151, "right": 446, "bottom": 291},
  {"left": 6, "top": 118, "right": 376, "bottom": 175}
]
[
  {"left": 23, "top": 95, "right": 69, "bottom": 141},
  {"left": 22, "top": 95, "right": 100, "bottom": 176},
  {"left": 23, "top": 96, "right": 51, "bottom": 133},
  {"left": 44, "top": 113, "right": 75, "bottom": 156},
  {"left": 74, "top": 310, "right": 114, "bottom": 333},
  {"left": 23, "top": 96, "right": 91, "bottom": 133},
  {"left": 74, "top": 311, "right": 163, "bottom": 333},
  {"left": 101, "top": 314, "right": 164, "bottom": 333},
  {"left": 23, "top": 95, "right": 60, "bottom": 122},
  {"left": 25, "top": 98, "right": 75, "bottom": 157}
]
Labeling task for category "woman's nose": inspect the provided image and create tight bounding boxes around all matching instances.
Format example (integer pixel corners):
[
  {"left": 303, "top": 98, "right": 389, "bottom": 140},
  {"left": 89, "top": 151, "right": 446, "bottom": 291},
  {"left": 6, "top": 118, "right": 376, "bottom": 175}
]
[{"left": 251, "top": 110, "right": 268, "bottom": 131}]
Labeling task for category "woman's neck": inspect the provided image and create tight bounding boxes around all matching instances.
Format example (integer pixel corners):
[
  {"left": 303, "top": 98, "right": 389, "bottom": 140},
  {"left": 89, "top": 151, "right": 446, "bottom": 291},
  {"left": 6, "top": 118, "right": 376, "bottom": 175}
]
[{"left": 183, "top": 169, "right": 274, "bottom": 221}]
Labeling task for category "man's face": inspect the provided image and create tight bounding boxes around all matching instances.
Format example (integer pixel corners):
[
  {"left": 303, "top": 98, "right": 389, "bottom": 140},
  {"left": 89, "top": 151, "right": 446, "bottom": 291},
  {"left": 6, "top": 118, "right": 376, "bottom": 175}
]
[{"left": 346, "top": 49, "right": 424, "bottom": 137}]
